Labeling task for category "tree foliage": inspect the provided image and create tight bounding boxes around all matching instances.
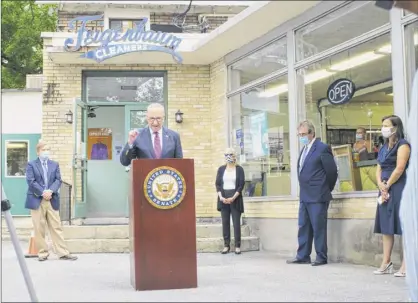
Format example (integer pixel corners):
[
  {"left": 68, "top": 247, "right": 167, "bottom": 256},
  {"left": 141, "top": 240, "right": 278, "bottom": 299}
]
[{"left": 1, "top": 0, "right": 57, "bottom": 89}]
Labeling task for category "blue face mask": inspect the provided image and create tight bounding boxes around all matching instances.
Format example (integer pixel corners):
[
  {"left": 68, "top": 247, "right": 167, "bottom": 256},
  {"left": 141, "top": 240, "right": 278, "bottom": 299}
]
[
  {"left": 39, "top": 151, "right": 49, "bottom": 161},
  {"left": 355, "top": 134, "right": 363, "bottom": 141},
  {"left": 299, "top": 136, "right": 309, "bottom": 145}
]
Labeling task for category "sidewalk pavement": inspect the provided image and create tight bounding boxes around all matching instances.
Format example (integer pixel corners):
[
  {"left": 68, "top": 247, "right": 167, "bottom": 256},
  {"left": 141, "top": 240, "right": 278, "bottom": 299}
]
[{"left": 1, "top": 242, "right": 409, "bottom": 302}]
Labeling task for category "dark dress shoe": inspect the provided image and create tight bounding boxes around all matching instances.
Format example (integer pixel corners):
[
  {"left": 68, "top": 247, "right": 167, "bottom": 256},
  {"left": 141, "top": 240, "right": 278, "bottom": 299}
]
[
  {"left": 286, "top": 258, "right": 311, "bottom": 264},
  {"left": 311, "top": 260, "right": 327, "bottom": 266},
  {"left": 221, "top": 247, "right": 230, "bottom": 254}
]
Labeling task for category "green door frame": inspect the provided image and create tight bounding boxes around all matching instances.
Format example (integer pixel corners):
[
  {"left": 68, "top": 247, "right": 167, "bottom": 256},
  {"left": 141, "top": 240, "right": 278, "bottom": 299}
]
[{"left": 72, "top": 98, "right": 88, "bottom": 218}]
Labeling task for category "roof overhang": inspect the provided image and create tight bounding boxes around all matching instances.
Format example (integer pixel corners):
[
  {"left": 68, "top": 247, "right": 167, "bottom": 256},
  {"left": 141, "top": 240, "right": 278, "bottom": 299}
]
[
  {"left": 36, "top": 1, "right": 253, "bottom": 14},
  {"left": 42, "top": 1, "right": 320, "bottom": 65}
]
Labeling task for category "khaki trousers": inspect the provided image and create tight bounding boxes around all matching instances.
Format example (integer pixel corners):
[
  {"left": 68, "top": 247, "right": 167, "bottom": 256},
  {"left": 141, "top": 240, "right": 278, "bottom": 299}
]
[{"left": 30, "top": 199, "right": 69, "bottom": 258}]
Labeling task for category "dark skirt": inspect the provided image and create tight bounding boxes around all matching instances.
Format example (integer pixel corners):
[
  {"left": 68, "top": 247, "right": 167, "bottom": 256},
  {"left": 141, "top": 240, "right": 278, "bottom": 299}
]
[{"left": 374, "top": 179, "right": 406, "bottom": 235}]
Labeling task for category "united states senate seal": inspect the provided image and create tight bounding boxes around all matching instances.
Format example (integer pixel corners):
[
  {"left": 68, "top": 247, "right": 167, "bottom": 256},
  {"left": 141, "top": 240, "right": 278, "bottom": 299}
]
[{"left": 143, "top": 166, "right": 186, "bottom": 209}]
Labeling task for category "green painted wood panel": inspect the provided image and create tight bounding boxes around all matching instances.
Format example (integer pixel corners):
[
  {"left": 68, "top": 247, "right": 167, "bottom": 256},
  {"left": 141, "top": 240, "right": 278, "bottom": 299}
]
[{"left": 1, "top": 134, "right": 41, "bottom": 216}]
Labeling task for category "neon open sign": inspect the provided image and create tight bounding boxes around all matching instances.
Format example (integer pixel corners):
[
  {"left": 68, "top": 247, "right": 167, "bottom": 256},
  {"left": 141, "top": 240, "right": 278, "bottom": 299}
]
[{"left": 327, "top": 78, "right": 356, "bottom": 105}]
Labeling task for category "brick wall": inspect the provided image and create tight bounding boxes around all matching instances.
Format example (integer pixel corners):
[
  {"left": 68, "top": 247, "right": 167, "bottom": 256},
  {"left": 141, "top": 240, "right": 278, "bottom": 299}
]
[
  {"left": 41, "top": 39, "right": 227, "bottom": 218},
  {"left": 244, "top": 197, "right": 378, "bottom": 219},
  {"left": 58, "top": 11, "right": 230, "bottom": 33}
]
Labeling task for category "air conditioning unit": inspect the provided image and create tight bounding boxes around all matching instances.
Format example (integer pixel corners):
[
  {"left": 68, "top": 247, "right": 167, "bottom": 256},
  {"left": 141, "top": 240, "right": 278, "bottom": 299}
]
[{"left": 26, "top": 74, "right": 43, "bottom": 89}]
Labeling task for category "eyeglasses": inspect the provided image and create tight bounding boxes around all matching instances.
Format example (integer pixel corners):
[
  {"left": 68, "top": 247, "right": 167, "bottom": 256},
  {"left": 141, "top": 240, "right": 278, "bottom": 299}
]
[
  {"left": 224, "top": 154, "right": 234, "bottom": 156},
  {"left": 148, "top": 117, "right": 163, "bottom": 122}
]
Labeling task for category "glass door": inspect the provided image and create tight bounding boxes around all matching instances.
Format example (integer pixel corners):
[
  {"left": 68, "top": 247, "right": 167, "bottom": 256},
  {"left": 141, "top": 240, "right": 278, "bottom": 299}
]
[
  {"left": 125, "top": 105, "right": 149, "bottom": 135},
  {"left": 122, "top": 105, "right": 148, "bottom": 216},
  {"left": 72, "top": 98, "right": 88, "bottom": 218}
]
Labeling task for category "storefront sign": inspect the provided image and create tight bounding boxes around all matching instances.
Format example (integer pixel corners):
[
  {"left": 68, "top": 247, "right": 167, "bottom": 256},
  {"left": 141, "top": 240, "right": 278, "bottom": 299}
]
[
  {"left": 327, "top": 78, "right": 356, "bottom": 105},
  {"left": 64, "top": 15, "right": 183, "bottom": 63}
]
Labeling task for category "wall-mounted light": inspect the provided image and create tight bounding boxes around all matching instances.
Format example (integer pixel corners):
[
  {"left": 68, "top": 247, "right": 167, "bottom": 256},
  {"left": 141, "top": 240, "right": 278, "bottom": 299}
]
[
  {"left": 175, "top": 110, "right": 184, "bottom": 124},
  {"left": 65, "top": 110, "right": 73, "bottom": 124}
]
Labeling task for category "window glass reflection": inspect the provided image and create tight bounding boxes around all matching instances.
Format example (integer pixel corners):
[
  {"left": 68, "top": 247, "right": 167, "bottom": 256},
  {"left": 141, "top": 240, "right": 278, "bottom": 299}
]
[
  {"left": 130, "top": 110, "right": 148, "bottom": 130},
  {"left": 109, "top": 19, "right": 144, "bottom": 31},
  {"left": 229, "top": 75, "right": 291, "bottom": 197},
  {"left": 229, "top": 38, "right": 287, "bottom": 91},
  {"left": 297, "top": 33, "right": 393, "bottom": 192},
  {"left": 295, "top": 1, "right": 390, "bottom": 62},
  {"left": 86, "top": 76, "right": 164, "bottom": 103},
  {"left": 6, "top": 141, "right": 29, "bottom": 177}
]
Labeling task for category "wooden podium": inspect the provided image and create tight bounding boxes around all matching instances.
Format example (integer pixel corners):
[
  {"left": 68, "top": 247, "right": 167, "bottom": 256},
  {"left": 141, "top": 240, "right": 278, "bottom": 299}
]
[{"left": 129, "top": 158, "right": 197, "bottom": 291}]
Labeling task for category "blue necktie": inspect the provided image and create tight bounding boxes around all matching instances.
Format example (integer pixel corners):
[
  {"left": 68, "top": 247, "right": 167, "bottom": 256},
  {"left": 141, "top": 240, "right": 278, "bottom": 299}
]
[
  {"left": 42, "top": 161, "right": 48, "bottom": 190},
  {"left": 299, "top": 146, "right": 309, "bottom": 172}
]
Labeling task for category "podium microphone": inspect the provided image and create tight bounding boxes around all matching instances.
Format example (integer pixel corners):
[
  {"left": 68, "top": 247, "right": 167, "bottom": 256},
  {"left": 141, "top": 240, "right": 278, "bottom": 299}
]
[{"left": 1, "top": 185, "right": 38, "bottom": 302}]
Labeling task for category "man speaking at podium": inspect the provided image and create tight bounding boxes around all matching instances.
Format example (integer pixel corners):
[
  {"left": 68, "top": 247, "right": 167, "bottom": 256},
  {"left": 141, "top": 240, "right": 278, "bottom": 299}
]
[{"left": 120, "top": 103, "right": 183, "bottom": 166}]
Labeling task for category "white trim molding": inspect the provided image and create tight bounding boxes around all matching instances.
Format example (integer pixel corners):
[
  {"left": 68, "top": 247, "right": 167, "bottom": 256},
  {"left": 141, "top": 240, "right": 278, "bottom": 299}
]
[{"left": 390, "top": 7, "right": 409, "bottom": 126}]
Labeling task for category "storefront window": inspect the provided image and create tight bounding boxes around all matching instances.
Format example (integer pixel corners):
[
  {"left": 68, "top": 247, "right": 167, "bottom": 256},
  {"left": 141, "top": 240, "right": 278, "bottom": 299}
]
[
  {"left": 109, "top": 19, "right": 144, "bottom": 31},
  {"left": 297, "top": 33, "right": 393, "bottom": 193},
  {"left": 404, "top": 21, "right": 418, "bottom": 110},
  {"left": 229, "top": 75, "right": 291, "bottom": 197},
  {"left": 5, "top": 141, "right": 29, "bottom": 177},
  {"left": 229, "top": 37, "right": 287, "bottom": 91},
  {"left": 86, "top": 75, "right": 164, "bottom": 103},
  {"left": 295, "top": 1, "right": 390, "bottom": 62}
]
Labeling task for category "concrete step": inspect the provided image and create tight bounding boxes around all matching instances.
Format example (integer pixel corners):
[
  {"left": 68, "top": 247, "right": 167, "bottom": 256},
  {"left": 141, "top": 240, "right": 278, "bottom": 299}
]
[
  {"left": 64, "top": 236, "right": 260, "bottom": 253},
  {"left": 2, "top": 224, "right": 251, "bottom": 240},
  {"left": 1, "top": 218, "right": 260, "bottom": 253}
]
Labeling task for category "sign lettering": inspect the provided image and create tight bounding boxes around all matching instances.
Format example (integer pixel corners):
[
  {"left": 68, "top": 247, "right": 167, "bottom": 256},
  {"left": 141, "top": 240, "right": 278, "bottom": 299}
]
[
  {"left": 327, "top": 78, "right": 356, "bottom": 105},
  {"left": 64, "top": 15, "right": 183, "bottom": 63}
]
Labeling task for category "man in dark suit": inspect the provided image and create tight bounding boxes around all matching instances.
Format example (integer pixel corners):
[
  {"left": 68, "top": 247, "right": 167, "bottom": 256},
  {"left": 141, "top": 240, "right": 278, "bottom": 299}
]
[
  {"left": 120, "top": 103, "right": 183, "bottom": 166},
  {"left": 25, "top": 141, "right": 77, "bottom": 262},
  {"left": 287, "top": 120, "right": 338, "bottom": 266}
]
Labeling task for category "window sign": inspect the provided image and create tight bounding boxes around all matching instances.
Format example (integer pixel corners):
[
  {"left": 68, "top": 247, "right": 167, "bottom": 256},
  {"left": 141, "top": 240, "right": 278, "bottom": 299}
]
[
  {"left": 5, "top": 141, "right": 29, "bottom": 177},
  {"left": 327, "top": 78, "right": 356, "bottom": 105},
  {"left": 64, "top": 15, "right": 183, "bottom": 63}
]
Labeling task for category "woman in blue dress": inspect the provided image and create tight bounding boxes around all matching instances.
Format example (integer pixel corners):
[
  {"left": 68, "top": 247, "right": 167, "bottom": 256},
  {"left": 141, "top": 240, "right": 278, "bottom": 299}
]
[{"left": 373, "top": 115, "right": 411, "bottom": 277}]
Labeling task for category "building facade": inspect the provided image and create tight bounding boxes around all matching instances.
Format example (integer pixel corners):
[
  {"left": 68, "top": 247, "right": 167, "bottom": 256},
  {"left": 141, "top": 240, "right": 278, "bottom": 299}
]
[
  {"left": 36, "top": 0, "right": 417, "bottom": 263},
  {"left": 1, "top": 75, "right": 43, "bottom": 215}
]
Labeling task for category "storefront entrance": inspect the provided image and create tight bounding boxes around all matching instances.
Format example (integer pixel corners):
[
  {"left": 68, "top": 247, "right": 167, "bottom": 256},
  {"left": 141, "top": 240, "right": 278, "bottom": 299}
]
[{"left": 72, "top": 71, "right": 166, "bottom": 219}]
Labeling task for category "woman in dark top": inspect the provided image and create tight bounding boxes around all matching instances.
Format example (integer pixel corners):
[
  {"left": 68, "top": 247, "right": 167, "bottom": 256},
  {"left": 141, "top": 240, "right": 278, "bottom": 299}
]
[
  {"left": 215, "top": 148, "right": 245, "bottom": 255},
  {"left": 374, "top": 115, "right": 411, "bottom": 277}
]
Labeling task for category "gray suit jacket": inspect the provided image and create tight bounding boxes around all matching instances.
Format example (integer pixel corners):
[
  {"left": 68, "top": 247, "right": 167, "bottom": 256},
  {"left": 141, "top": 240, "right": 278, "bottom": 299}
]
[{"left": 120, "top": 127, "right": 183, "bottom": 166}]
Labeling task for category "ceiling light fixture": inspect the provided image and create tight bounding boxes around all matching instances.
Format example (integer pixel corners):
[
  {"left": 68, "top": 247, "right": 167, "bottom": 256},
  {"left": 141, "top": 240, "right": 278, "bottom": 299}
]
[{"left": 258, "top": 33, "right": 418, "bottom": 98}]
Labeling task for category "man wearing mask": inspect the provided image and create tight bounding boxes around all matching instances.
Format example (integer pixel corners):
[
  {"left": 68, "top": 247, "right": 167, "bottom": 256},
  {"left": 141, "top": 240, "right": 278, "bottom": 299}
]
[
  {"left": 353, "top": 127, "right": 371, "bottom": 153},
  {"left": 120, "top": 103, "right": 183, "bottom": 166},
  {"left": 25, "top": 141, "right": 77, "bottom": 261},
  {"left": 287, "top": 120, "right": 338, "bottom": 266}
]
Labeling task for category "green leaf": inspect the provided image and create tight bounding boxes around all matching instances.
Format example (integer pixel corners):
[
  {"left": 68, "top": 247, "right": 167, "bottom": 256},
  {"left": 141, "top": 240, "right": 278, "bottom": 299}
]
[{"left": 1, "top": 0, "right": 57, "bottom": 89}]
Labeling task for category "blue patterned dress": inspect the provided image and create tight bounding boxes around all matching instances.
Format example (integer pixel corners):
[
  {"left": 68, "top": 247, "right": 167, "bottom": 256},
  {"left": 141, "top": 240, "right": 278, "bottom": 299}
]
[{"left": 374, "top": 138, "right": 410, "bottom": 235}]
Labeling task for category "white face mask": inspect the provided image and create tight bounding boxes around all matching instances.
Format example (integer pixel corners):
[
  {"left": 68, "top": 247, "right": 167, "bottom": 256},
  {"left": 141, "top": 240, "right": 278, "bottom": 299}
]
[
  {"left": 381, "top": 127, "right": 394, "bottom": 138},
  {"left": 39, "top": 151, "right": 50, "bottom": 161}
]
